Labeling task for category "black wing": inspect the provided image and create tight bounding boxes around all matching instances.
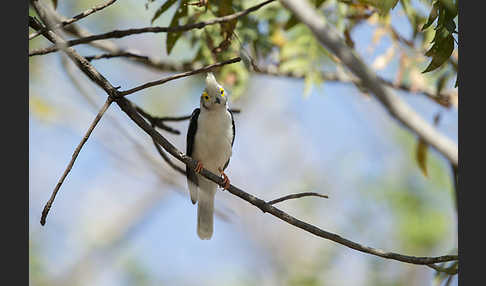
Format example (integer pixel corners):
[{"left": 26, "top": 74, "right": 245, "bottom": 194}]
[
  {"left": 186, "top": 108, "right": 200, "bottom": 186},
  {"left": 223, "top": 109, "right": 236, "bottom": 171}
]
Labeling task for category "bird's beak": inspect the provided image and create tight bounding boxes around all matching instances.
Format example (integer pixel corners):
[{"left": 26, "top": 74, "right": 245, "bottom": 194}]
[{"left": 215, "top": 97, "right": 221, "bottom": 104}]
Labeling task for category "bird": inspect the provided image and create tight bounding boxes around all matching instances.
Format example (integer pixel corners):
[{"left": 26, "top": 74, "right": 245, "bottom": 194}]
[{"left": 186, "top": 72, "right": 235, "bottom": 240}]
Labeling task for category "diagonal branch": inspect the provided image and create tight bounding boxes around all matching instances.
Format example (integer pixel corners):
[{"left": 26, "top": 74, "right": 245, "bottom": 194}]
[
  {"left": 28, "top": 14, "right": 118, "bottom": 97},
  {"left": 279, "top": 0, "right": 458, "bottom": 168},
  {"left": 30, "top": 1, "right": 120, "bottom": 225},
  {"left": 151, "top": 127, "right": 187, "bottom": 176},
  {"left": 41, "top": 97, "right": 113, "bottom": 225},
  {"left": 115, "top": 96, "right": 457, "bottom": 266},
  {"left": 29, "top": 0, "right": 276, "bottom": 57},
  {"left": 29, "top": 0, "right": 118, "bottom": 40}
]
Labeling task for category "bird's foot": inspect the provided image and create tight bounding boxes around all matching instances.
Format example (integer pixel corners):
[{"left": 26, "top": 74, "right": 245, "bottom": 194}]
[
  {"left": 194, "top": 161, "right": 204, "bottom": 173},
  {"left": 218, "top": 167, "right": 230, "bottom": 190}
]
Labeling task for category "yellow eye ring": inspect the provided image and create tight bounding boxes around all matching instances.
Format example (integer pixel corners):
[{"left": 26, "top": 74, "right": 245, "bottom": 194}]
[
  {"left": 220, "top": 89, "right": 224, "bottom": 96},
  {"left": 202, "top": 92, "right": 209, "bottom": 100}
]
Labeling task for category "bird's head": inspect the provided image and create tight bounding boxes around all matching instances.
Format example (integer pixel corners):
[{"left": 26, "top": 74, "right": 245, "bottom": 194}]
[{"left": 200, "top": 72, "right": 227, "bottom": 110}]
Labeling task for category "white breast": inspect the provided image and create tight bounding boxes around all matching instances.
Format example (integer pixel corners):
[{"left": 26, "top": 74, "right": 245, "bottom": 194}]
[{"left": 192, "top": 108, "right": 233, "bottom": 174}]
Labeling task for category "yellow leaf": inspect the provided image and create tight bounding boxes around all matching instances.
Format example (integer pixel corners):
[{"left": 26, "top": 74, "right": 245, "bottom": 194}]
[
  {"left": 270, "top": 29, "right": 287, "bottom": 47},
  {"left": 29, "top": 95, "right": 56, "bottom": 122},
  {"left": 416, "top": 139, "right": 428, "bottom": 178}
]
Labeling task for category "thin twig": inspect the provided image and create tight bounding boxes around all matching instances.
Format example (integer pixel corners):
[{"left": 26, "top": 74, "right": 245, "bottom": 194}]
[
  {"left": 118, "top": 57, "right": 241, "bottom": 96},
  {"left": 29, "top": 0, "right": 276, "bottom": 56},
  {"left": 427, "top": 262, "right": 458, "bottom": 275},
  {"left": 135, "top": 105, "right": 181, "bottom": 135},
  {"left": 85, "top": 52, "right": 456, "bottom": 108},
  {"left": 151, "top": 126, "right": 187, "bottom": 176},
  {"left": 28, "top": 15, "right": 118, "bottom": 97},
  {"left": 85, "top": 52, "right": 149, "bottom": 62},
  {"left": 30, "top": 1, "right": 121, "bottom": 225},
  {"left": 115, "top": 96, "right": 458, "bottom": 266},
  {"left": 40, "top": 98, "right": 113, "bottom": 225},
  {"left": 46, "top": 5, "right": 457, "bottom": 109},
  {"left": 29, "top": 0, "right": 118, "bottom": 40},
  {"left": 268, "top": 192, "right": 329, "bottom": 205},
  {"left": 135, "top": 103, "right": 240, "bottom": 134}
]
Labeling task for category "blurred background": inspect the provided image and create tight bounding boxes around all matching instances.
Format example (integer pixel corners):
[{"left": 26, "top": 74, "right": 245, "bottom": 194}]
[{"left": 29, "top": 0, "right": 458, "bottom": 285}]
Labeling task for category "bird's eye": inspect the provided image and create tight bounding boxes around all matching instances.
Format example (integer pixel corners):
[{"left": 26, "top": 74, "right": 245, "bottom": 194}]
[
  {"left": 220, "top": 89, "right": 224, "bottom": 96},
  {"left": 202, "top": 92, "right": 209, "bottom": 100}
]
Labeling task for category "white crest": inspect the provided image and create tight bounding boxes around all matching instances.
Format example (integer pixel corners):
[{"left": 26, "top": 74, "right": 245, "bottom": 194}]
[{"left": 205, "top": 72, "right": 221, "bottom": 95}]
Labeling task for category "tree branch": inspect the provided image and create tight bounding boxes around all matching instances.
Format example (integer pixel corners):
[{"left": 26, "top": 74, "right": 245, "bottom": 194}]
[
  {"left": 28, "top": 14, "right": 118, "bottom": 97},
  {"left": 29, "top": 0, "right": 118, "bottom": 40},
  {"left": 134, "top": 104, "right": 181, "bottom": 135},
  {"left": 38, "top": 4, "right": 456, "bottom": 109},
  {"left": 115, "top": 96, "right": 457, "bottom": 266},
  {"left": 267, "top": 192, "right": 329, "bottom": 205},
  {"left": 118, "top": 57, "right": 241, "bottom": 96},
  {"left": 135, "top": 103, "right": 240, "bottom": 134},
  {"left": 279, "top": 0, "right": 458, "bottom": 168},
  {"left": 85, "top": 52, "right": 456, "bottom": 108},
  {"left": 427, "top": 262, "right": 458, "bottom": 275},
  {"left": 30, "top": 1, "right": 120, "bottom": 225},
  {"left": 29, "top": 0, "right": 276, "bottom": 57},
  {"left": 41, "top": 97, "right": 113, "bottom": 225}
]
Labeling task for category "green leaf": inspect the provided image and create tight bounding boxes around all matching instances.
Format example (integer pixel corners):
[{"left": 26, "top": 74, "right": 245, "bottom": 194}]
[
  {"left": 422, "top": 34, "right": 454, "bottom": 73},
  {"left": 151, "top": 0, "right": 178, "bottom": 24},
  {"left": 284, "top": 15, "right": 299, "bottom": 30},
  {"left": 422, "top": 1, "right": 439, "bottom": 30},
  {"left": 416, "top": 139, "right": 429, "bottom": 178},
  {"left": 444, "top": 18, "right": 456, "bottom": 34},
  {"left": 381, "top": 0, "right": 399, "bottom": 14},
  {"left": 359, "top": 0, "right": 398, "bottom": 16},
  {"left": 166, "top": 0, "right": 188, "bottom": 55},
  {"left": 216, "top": 0, "right": 236, "bottom": 41},
  {"left": 439, "top": 0, "right": 457, "bottom": 16}
]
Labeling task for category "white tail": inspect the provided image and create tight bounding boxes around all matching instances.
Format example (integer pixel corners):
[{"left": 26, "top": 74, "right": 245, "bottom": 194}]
[
  {"left": 197, "top": 178, "right": 217, "bottom": 240},
  {"left": 187, "top": 178, "right": 198, "bottom": 205}
]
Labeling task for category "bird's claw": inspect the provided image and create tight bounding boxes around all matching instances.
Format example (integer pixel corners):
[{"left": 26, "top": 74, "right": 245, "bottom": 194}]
[
  {"left": 194, "top": 161, "right": 204, "bottom": 173},
  {"left": 218, "top": 167, "right": 230, "bottom": 190}
]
